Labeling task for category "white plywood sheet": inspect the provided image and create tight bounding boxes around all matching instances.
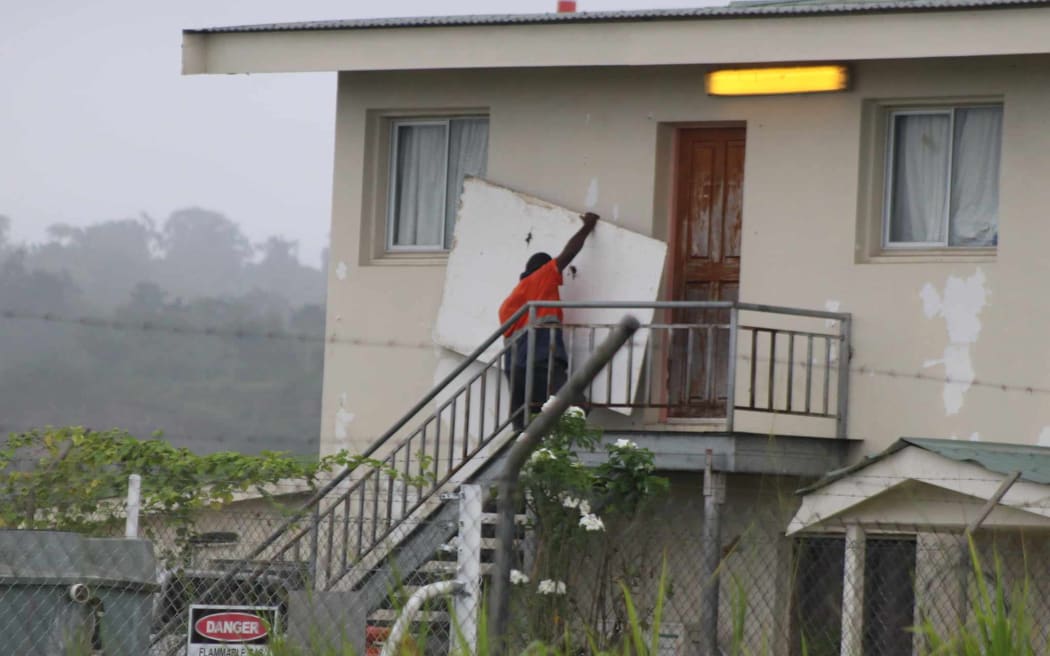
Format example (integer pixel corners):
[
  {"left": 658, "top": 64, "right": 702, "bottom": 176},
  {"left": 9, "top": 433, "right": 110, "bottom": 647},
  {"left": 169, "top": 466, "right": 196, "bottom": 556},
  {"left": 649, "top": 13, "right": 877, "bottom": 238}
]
[{"left": 433, "top": 178, "right": 667, "bottom": 412}]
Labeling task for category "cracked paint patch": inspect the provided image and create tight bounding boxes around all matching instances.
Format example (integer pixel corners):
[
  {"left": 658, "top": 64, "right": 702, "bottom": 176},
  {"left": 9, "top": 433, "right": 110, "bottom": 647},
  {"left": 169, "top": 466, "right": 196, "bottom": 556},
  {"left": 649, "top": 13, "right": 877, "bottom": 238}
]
[
  {"left": 335, "top": 261, "right": 348, "bottom": 281},
  {"left": 334, "top": 392, "right": 354, "bottom": 442},
  {"left": 584, "top": 177, "right": 599, "bottom": 209},
  {"left": 920, "top": 269, "right": 988, "bottom": 416}
]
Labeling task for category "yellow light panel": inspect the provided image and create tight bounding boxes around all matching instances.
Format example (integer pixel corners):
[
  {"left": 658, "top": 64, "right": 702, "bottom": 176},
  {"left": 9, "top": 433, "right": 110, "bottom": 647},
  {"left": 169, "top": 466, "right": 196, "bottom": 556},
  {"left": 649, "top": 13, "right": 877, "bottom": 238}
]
[{"left": 706, "top": 66, "right": 849, "bottom": 96}]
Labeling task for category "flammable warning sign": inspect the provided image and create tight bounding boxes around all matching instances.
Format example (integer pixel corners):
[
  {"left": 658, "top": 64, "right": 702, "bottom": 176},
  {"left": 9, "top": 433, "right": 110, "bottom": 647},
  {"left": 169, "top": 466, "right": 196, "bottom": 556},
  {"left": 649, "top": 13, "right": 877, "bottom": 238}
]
[{"left": 187, "top": 605, "right": 279, "bottom": 656}]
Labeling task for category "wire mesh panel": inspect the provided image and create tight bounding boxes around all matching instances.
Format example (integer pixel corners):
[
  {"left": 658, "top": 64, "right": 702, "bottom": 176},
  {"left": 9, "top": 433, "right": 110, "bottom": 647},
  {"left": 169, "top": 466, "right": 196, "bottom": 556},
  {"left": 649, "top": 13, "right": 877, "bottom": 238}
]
[{"left": 6, "top": 474, "right": 1050, "bottom": 655}]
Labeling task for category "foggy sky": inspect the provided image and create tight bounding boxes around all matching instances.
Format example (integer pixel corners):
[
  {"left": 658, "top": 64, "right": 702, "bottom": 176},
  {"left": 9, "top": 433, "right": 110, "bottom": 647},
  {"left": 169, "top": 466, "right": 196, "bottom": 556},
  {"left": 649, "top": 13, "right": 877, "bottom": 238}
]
[{"left": 1, "top": 0, "right": 720, "bottom": 266}]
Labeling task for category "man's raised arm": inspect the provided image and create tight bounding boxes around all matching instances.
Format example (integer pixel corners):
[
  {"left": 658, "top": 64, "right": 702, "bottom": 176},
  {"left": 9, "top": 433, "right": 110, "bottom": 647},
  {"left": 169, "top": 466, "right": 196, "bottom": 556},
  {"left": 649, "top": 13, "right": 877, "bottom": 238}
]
[{"left": 555, "top": 212, "right": 599, "bottom": 271}]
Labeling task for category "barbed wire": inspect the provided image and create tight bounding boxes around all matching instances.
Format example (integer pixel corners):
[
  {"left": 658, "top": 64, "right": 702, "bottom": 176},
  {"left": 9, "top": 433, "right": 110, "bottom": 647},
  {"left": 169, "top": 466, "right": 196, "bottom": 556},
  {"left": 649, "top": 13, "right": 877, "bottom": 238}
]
[
  {"left": 0, "top": 308, "right": 434, "bottom": 350},
  {"left": 5, "top": 305, "right": 1049, "bottom": 398}
]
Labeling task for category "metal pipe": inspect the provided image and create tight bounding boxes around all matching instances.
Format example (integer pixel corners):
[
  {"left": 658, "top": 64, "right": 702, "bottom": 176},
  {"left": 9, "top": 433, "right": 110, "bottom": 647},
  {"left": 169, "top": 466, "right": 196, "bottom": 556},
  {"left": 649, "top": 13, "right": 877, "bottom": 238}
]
[
  {"left": 488, "top": 315, "right": 640, "bottom": 652},
  {"left": 524, "top": 300, "right": 849, "bottom": 322},
  {"left": 380, "top": 579, "right": 465, "bottom": 656},
  {"left": 967, "top": 471, "right": 1022, "bottom": 534}
]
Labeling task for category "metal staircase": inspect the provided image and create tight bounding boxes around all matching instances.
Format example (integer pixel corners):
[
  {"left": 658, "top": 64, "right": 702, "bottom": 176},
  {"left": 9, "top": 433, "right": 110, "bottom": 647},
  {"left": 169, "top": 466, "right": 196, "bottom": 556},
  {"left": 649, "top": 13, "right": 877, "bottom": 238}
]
[
  {"left": 152, "top": 305, "right": 536, "bottom": 652},
  {"left": 154, "top": 300, "right": 851, "bottom": 653}
]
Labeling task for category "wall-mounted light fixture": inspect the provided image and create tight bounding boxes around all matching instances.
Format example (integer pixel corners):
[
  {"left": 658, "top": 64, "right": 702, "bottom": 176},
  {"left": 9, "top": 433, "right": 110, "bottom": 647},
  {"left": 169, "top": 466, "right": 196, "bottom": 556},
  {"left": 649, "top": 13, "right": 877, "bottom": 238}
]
[{"left": 706, "top": 65, "right": 849, "bottom": 96}]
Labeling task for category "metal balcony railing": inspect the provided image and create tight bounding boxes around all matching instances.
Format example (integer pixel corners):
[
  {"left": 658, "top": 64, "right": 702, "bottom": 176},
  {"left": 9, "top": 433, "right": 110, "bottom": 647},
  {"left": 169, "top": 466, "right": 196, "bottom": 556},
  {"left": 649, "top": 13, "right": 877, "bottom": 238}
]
[{"left": 518, "top": 301, "right": 851, "bottom": 438}]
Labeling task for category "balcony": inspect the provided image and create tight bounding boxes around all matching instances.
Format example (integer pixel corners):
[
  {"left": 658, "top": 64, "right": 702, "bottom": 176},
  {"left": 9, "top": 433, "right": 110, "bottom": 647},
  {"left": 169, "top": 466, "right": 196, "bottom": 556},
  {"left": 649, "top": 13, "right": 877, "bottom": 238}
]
[{"left": 505, "top": 301, "right": 854, "bottom": 475}]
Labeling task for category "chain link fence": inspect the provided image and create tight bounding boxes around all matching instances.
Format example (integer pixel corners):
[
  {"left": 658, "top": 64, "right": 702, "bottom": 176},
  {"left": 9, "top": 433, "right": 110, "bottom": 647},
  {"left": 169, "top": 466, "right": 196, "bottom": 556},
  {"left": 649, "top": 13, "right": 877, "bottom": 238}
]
[{"left": 4, "top": 471, "right": 1050, "bottom": 655}]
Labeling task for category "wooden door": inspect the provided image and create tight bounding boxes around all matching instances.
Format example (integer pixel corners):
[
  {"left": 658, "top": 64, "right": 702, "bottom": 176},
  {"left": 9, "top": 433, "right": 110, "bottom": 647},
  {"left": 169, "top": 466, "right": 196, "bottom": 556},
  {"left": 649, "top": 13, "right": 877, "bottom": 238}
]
[{"left": 668, "top": 127, "right": 744, "bottom": 417}]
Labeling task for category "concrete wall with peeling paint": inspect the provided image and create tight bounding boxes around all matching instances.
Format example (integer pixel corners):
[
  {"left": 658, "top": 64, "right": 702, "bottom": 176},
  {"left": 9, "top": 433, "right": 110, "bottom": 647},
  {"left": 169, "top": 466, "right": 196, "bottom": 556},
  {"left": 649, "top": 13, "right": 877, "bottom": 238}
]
[{"left": 320, "top": 55, "right": 1050, "bottom": 460}]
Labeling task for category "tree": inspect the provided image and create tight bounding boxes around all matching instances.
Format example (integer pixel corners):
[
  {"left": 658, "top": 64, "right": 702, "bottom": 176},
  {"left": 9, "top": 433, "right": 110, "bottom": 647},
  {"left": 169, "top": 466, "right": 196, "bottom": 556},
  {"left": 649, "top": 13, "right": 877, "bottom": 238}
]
[
  {"left": 249, "top": 236, "right": 325, "bottom": 306},
  {"left": 29, "top": 217, "right": 157, "bottom": 309},
  {"left": 158, "top": 208, "right": 252, "bottom": 299}
]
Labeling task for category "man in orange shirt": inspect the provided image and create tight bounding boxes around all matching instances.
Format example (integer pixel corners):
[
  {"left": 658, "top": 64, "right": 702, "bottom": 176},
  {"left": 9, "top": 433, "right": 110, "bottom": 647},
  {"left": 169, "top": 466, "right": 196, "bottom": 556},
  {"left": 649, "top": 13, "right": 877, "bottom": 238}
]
[{"left": 499, "top": 212, "right": 599, "bottom": 430}]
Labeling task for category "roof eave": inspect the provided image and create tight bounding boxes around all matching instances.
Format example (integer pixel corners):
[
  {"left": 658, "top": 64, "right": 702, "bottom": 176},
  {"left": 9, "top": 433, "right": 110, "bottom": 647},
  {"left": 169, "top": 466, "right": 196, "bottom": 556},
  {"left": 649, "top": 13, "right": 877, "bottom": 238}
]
[{"left": 182, "top": 5, "right": 1050, "bottom": 76}]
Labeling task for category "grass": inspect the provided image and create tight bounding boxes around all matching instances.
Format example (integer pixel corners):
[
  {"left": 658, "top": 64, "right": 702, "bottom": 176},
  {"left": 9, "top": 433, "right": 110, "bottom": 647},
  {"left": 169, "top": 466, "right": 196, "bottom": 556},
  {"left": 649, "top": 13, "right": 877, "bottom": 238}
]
[
  {"left": 914, "top": 536, "right": 1045, "bottom": 656},
  {"left": 265, "top": 560, "right": 670, "bottom": 656}
]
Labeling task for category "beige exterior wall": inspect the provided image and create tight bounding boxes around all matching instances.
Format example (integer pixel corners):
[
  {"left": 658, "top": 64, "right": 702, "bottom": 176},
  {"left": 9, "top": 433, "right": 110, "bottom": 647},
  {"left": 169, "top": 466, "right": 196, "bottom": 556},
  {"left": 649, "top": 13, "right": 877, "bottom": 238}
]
[{"left": 322, "top": 55, "right": 1050, "bottom": 460}]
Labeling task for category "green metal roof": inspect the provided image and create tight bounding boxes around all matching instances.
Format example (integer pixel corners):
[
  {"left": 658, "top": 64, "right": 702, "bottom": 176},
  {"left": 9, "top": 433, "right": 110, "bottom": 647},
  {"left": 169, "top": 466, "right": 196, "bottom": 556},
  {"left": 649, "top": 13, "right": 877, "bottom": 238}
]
[{"left": 799, "top": 437, "right": 1050, "bottom": 493}]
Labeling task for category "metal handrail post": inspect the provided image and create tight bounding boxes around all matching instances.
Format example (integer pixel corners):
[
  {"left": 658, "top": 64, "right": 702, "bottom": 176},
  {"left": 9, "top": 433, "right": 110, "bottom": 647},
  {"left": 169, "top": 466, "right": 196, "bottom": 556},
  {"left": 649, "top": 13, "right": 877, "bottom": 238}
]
[
  {"left": 308, "top": 504, "right": 321, "bottom": 587},
  {"left": 522, "top": 305, "right": 538, "bottom": 428},
  {"left": 726, "top": 306, "right": 739, "bottom": 432},
  {"left": 488, "top": 315, "right": 640, "bottom": 653},
  {"left": 836, "top": 315, "right": 852, "bottom": 439}
]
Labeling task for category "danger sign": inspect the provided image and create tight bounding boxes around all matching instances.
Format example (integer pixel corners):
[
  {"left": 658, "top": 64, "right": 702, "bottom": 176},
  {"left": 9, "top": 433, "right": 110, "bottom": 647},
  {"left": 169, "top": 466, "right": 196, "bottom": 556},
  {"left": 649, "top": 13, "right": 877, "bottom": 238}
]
[{"left": 187, "top": 605, "right": 278, "bottom": 656}]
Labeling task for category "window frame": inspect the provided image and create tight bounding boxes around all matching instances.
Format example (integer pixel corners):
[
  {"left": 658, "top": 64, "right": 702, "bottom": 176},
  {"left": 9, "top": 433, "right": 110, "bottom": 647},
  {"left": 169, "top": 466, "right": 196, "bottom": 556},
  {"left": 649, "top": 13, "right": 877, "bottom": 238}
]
[
  {"left": 384, "top": 115, "right": 488, "bottom": 254},
  {"left": 881, "top": 103, "right": 1002, "bottom": 251}
]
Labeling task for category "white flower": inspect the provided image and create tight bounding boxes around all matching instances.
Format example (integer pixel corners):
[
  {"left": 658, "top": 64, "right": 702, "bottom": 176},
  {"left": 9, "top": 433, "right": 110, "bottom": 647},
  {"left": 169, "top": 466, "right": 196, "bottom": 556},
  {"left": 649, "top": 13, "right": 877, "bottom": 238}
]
[
  {"left": 566, "top": 406, "right": 585, "bottom": 420},
  {"left": 541, "top": 396, "right": 559, "bottom": 412},
  {"left": 578, "top": 499, "right": 591, "bottom": 516},
  {"left": 579, "top": 513, "right": 605, "bottom": 532},
  {"left": 510, "top": 569, "right": 530, "bottom": 585},
  {"left": 530, "top": 448, "right": 555, "bottom": 463},
  {"left": 537, "top": 579, "right": 567, "bottom": 595},
  {"left": 561, "top": 496, "right": 580, "bottom": 509},
  {"left": 614, "top": 438, "right": 638, "bottom": 450}
]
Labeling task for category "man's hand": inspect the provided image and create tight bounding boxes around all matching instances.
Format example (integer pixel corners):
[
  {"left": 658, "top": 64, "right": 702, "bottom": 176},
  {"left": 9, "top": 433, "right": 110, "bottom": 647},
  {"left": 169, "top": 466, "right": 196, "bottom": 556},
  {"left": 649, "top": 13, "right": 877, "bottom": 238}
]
[{"left": 557, "top": 213, "right": 600, "bottom": 271}]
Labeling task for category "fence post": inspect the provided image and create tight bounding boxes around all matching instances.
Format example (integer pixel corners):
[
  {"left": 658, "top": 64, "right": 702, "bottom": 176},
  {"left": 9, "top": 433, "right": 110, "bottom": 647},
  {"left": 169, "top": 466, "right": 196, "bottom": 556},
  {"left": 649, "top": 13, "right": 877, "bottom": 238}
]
[
  {"left": 124, "top": 474, "right": 141, "bottom": 539},
  {"left": 453, "top": 484, "right": 482, "bottom": 656},
  {"left": 840, "top": 523, "right": 866, "bottom": 656},
  {"left": 700, "top": 450, "right": 725, "bottom": 656}
]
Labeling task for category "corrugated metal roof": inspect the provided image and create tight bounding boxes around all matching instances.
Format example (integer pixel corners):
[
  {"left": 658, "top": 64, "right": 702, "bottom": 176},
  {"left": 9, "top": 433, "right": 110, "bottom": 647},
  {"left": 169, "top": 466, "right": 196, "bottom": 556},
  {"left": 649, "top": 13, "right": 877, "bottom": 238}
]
[
  {"left": 186, "top": 0, "right": 1050, "bottom": 34},
  {"left": 799, "top": 437, "right": 1050, "bottom": 493}
]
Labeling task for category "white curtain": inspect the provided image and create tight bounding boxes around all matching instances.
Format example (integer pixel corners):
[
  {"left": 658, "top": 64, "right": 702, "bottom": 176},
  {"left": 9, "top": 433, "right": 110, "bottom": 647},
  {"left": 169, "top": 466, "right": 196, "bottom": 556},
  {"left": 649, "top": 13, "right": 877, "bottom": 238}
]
[
  {"left": 949, "top": 107, "right": 1002, "bottom": 247},
  {"left": 889, "top": 114, "right": 950, "bottom": 244},
  {"left": 392, "top": 123, "right": 447, "bottom": 247},
  {"left": 444, "top": 119, "right": 490, "bottom": 248}
]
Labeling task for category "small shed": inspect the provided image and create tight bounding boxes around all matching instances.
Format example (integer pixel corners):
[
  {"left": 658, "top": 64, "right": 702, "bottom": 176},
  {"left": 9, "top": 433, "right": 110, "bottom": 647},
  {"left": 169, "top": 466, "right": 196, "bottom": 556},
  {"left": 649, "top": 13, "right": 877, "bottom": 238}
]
[{"left": 785, "top": 438, "right": 1050, "bottom": 655}]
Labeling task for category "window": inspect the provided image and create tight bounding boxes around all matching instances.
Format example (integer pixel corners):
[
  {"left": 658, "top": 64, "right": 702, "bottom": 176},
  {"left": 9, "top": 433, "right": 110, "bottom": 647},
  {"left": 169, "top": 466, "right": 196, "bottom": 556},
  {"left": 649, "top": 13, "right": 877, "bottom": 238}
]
[
  {"left": 884, "top": 105, "right": 1002, "bottom": 249},
  {"left": 387, "top": 117, "right": 489, "bottom": 252}
]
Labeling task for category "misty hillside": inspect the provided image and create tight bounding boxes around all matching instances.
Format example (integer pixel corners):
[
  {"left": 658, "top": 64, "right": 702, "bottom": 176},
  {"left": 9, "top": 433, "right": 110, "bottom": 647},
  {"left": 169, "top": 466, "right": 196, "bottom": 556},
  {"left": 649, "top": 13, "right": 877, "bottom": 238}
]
[{"left": 0, "top": 209, "right": 326, "bottom": 456}]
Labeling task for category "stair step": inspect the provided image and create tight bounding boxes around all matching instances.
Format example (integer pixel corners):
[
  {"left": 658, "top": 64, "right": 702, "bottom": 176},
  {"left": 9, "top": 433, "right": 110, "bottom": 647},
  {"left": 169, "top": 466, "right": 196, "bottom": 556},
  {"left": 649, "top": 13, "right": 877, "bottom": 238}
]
[
  {"left": 480, "top": 513, "right": 529, "bottom": 524},
  {"left": 369, "top": 608, "right": 450, "bottom": 623},
  {"left": 417, "top": 560, "right": 494, "bottom": 574}
]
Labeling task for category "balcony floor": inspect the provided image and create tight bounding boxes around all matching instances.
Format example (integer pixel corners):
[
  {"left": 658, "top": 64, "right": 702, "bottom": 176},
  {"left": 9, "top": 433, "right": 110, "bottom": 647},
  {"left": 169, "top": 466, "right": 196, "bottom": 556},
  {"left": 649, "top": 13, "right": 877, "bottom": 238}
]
[{"left": 578, "top": 430, "right": 857, "bottom": 478}]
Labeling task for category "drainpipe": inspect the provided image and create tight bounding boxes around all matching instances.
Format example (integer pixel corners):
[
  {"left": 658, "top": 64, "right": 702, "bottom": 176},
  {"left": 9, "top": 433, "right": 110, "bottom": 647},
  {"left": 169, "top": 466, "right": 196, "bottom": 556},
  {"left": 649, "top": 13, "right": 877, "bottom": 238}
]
[{"left": 489, "top": 315, "right": 640, "bottom": 652}]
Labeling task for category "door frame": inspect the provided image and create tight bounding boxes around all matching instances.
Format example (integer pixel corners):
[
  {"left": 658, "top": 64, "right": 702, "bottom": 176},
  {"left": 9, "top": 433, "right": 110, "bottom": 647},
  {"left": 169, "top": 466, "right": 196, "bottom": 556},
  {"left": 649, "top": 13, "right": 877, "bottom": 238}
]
[{"left": 659, "top": 122, "right": 747, "bottom": 423}]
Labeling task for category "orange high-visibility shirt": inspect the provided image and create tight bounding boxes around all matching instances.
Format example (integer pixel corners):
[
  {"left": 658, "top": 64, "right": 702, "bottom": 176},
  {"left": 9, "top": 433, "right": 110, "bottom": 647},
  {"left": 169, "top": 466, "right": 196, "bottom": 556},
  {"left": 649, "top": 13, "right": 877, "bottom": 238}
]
[{"left": 498, "top": 260, "right": 563, "bottom": 337}]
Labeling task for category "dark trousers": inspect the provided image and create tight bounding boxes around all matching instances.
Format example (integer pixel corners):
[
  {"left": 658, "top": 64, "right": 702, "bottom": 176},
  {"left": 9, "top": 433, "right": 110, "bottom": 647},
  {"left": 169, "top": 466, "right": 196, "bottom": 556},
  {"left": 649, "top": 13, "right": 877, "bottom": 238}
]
[
  {"left": 506, "top": 360, "right": 591, "bottom": 432},
  {"left": 507, "top": 359, "right": 569, "bottom": 432}
]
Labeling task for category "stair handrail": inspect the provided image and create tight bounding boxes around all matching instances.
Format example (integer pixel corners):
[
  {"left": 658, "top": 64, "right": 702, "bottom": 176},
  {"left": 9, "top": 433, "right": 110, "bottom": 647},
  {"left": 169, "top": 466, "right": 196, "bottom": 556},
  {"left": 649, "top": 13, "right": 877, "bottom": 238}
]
[{"left": 155, "top": 306, "right": 530, "bottom": 625}]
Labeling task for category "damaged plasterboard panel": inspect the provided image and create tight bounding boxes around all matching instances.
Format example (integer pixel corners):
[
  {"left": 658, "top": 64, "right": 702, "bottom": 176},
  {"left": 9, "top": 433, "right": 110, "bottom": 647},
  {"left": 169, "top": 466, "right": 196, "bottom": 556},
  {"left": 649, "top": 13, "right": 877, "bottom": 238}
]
[{"left": 433, "top": 178, "right": 667, "bottom": 413}]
